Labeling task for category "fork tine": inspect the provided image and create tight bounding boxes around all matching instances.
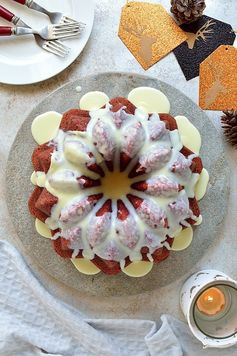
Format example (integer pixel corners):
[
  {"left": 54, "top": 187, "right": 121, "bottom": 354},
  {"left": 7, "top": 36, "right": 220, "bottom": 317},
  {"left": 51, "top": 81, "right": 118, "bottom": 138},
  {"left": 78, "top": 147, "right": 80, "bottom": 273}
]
[
  {"left": 44, "top": 41, "right": 69, "bottom": 57},
  {"left": 53, "top": 28, "right": 81, "bottom": 35},
  {"left": 53, "top": 24, "right": 80, "bottom": 30},
  {"left": 43, "top": 43, "right": 65, "bottom": 57},
  {"left": 62, "top": 16, "right": 80, "bottom": 24},
  {"left": 49, "top": 41, "right": 69, "bottom": 54},
  {"left": 53, "top": 40, "right": 70, "bottom": 52}
]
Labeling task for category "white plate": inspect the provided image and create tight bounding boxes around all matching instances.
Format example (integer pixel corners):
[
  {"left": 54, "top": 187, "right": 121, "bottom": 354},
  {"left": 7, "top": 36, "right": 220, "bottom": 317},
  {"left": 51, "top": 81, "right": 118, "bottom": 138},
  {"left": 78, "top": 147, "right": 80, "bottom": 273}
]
[{"left": 0, "top": 0, "right": 94, "bottom": 85}]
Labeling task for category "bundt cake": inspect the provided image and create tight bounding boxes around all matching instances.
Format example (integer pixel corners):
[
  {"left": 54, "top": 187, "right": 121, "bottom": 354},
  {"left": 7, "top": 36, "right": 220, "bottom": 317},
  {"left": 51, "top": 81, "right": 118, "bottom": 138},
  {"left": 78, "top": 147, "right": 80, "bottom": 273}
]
[{"left": 29, "top": 88, "right": 207, "bottom": 276}]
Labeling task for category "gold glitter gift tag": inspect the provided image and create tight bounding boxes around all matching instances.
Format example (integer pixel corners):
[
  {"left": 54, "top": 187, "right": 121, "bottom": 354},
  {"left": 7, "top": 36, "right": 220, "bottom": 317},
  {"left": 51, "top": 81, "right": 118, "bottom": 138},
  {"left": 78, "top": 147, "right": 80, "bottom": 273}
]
[
  {"left": 199, "top": 45, "right": 237, "bottom": 110},
  {"left": 118, "top": 1, "right": 187, "bottom": 70}
]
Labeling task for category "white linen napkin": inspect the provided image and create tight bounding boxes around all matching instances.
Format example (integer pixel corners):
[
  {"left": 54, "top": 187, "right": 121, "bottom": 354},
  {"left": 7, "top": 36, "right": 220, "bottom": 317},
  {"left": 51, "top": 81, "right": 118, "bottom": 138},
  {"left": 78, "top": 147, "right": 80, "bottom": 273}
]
[{"left": 0, "top": 240, "right": 236, "bottom": 356}]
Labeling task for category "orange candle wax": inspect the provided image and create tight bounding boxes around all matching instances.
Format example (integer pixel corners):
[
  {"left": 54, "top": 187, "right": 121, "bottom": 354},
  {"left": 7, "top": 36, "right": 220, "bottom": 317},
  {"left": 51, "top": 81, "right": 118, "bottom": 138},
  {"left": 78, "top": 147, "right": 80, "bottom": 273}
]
[{"left": 196, "top": 287, "right": 226, "bottom": 316}]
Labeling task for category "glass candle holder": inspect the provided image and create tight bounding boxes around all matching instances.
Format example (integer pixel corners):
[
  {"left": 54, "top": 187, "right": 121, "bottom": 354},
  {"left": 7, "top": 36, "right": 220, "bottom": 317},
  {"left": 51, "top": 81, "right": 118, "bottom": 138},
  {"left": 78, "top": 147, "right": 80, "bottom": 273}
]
[{"left": 180, "top": 270, "right": 237, "bottom": 348}]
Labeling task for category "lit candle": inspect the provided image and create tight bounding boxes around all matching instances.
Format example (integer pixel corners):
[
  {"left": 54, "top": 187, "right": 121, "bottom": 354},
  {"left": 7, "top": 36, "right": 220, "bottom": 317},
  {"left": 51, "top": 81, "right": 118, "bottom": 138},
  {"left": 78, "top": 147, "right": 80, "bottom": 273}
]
[{"left": 196, "top": 287, "right": 226, "bottom": 316}]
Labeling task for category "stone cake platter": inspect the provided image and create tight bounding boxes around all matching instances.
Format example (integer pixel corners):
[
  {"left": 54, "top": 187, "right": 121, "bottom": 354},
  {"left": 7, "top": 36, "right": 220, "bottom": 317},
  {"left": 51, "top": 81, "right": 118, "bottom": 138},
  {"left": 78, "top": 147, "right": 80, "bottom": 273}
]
[{"left": 6, "top": 73, "right": 230, "bottom": 297}]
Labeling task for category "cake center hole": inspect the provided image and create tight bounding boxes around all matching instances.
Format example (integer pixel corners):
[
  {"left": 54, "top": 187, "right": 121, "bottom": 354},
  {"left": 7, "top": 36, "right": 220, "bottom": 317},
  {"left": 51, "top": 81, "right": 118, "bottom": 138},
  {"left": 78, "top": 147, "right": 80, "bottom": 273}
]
[{"left": 101, "top": 170, "right": 131, "bottom": 199}]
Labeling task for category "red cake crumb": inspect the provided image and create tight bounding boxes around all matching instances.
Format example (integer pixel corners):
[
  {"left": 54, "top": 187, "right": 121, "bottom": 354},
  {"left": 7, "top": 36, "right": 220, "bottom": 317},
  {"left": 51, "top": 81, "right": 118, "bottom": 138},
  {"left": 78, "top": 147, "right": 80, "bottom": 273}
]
[
  {"left": 28, "top": 187, "right": 48, "bottom": 222},
  {"left": 159, "top": 114, "right": 178, "bottom": 131},
  {"left": 110, "top": 97, "right": 136, "bottom": 114},
  {"left": 35, "top": 188, "right": 58, "bottom": 216},
  {"left": 60, "top": 109, "right": 90, "bottom": 131}
]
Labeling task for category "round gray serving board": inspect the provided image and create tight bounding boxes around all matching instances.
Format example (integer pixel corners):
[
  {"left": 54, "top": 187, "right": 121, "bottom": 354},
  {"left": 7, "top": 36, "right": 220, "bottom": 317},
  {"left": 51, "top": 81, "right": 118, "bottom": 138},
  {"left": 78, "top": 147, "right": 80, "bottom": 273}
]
[{"left": 6, "top": 73, "right": 230, "bottom": 297}]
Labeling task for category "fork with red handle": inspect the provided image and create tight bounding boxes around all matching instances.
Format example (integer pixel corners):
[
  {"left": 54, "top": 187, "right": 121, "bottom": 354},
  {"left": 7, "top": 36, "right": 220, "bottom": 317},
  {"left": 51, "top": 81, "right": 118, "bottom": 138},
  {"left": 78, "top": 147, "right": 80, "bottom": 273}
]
[
  {"left": 0, "top": 5, "right": 69, "bottom": 57},
  {"left": 12, "top": 0, "right": 84, "bottom": 26}
]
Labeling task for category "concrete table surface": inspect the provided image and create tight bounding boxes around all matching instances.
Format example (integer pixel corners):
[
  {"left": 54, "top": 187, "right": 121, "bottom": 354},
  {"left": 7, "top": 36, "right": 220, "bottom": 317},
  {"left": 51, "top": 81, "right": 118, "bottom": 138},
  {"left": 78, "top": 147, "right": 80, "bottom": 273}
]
[{"left": 0, "top": 0, "right": 237, "bottom": 321}]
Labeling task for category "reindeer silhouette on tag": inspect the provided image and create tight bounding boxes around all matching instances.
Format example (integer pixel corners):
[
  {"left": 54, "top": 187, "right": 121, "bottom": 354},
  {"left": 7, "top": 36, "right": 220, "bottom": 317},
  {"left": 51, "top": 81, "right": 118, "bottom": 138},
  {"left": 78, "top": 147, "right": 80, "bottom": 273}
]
[
  {"left": 174, "top": 15, "right": 236, "bottom": 80},
  {"left": 204, "top": 62, "right": 228, "bottom": 107},
  {"left": 185, "top": 19, "right": 216, "bottom": 50},
  {"left": 123, "top": 21, "right": 156, "bottom": 66}
]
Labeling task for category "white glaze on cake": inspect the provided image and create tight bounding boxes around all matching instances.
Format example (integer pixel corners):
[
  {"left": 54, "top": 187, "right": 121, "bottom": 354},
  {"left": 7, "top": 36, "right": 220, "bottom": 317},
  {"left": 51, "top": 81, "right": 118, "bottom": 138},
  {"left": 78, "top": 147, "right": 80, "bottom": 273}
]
[{"left": 30, "top": 88, "right": 209, "bottom": 276}]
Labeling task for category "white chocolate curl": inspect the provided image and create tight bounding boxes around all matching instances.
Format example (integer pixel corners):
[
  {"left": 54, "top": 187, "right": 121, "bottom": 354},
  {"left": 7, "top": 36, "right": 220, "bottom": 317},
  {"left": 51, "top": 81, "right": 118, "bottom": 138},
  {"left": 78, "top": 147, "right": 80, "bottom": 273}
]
[
  {"left": 121, "top": 122, "right": 145, "bottom": 158},
  {"left": 87, "top": 213, "right": 111, "bottom": 247},
  {"left": 137, "top": 200, "right": 167, "bottom": 229},
  {"left": 92, "top": 120, "right": 115, "bottom": 160},
  {"left": 146, "top": 176, "right": 180, "bottom": 197},
  {"left": 138, "top": 146, "right": 171, "bottom": 173},
  {"left": 115, "top": 215, "right": 139, "bottom": 249},
  {"left": 147, "top": 114, "right": 167, "bottom": 141}
]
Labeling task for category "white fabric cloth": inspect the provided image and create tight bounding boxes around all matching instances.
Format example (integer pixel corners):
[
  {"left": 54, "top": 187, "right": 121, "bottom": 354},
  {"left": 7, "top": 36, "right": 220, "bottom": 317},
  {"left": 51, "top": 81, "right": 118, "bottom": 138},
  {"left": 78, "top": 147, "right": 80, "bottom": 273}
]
[{"left": 0, "top": 240, "right": 237, "bottom": 356}]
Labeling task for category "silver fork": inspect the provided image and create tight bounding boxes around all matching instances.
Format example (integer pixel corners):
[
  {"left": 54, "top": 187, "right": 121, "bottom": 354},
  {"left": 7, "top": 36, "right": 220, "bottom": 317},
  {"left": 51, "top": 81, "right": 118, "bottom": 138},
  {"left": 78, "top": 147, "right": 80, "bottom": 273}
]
[
  {"left": 12, "top": 0, "right": 84, "bottom": 26},
  {"left": 3, "top": 23, "right": 81, "bottom": 41},
  {"left": 0, "top": 5, "right": 69, "bottom": 57}
]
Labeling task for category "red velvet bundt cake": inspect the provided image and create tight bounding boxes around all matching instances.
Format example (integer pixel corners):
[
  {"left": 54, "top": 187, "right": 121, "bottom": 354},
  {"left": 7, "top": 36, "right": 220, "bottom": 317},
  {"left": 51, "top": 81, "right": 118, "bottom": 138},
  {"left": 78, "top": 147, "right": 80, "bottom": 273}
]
[{"left": 29, "top": 90, "right": 206, "bottom": 276}]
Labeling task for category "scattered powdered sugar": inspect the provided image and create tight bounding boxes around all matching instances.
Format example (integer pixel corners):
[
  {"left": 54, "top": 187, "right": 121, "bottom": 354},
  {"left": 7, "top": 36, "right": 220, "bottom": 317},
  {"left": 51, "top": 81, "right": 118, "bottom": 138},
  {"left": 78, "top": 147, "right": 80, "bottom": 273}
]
[
  {"left": 87, "top": 213, "right": 111, "bottom": 247},
  {"left": 121, "top": 121, "right": 145, "bottom": 158}
]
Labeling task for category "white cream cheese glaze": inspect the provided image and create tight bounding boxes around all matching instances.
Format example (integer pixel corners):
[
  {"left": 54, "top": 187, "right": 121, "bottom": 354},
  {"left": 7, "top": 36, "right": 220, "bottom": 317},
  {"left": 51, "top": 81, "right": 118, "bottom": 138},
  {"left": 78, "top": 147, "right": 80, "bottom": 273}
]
[
  {"left": 171, "top": 227, "right": 193, "bottom": 251},
  {"left": 30, "top": 88, "right": 209, "bottom": 277},
  {"left": 128, "top": 87, "right": 170, "bottom": 114},
  {"left": 195, "top": 168, "right": 209, "bottom": 201},
  {"left": 31, "top": 111, "right": 62, "bottom": 145},
  {"left": 35, "top": 219, "right": 52, "bottom": 239},
  {"left": 122, "top": 260, "right": 153, "bottom": 277},
  {"left": 71, "top": 258, "right": 100, "bottom": 275},
  {"left": 79, "top": 91, "right": 109, "bottom": 110},
  {"left": 175, "top": 115, "right": 201, "bottom": 155}
]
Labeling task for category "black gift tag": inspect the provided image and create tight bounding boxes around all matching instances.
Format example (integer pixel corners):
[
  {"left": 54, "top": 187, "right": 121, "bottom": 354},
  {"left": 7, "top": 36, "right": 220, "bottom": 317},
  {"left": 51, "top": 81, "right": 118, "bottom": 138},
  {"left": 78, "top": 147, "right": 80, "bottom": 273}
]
[{"left": 173, "top": 15, "right": 236, "bottom": 81}]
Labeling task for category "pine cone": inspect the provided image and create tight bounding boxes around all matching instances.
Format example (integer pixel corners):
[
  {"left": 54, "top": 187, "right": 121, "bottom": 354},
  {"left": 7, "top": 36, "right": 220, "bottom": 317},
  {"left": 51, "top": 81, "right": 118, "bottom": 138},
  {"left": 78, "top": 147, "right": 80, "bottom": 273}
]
[
  {"left": 221, "top": 110, "right": 237, "bottom": 147},
  {"left": 170, "top": 0, "right": 206, "bottom": 24}
]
